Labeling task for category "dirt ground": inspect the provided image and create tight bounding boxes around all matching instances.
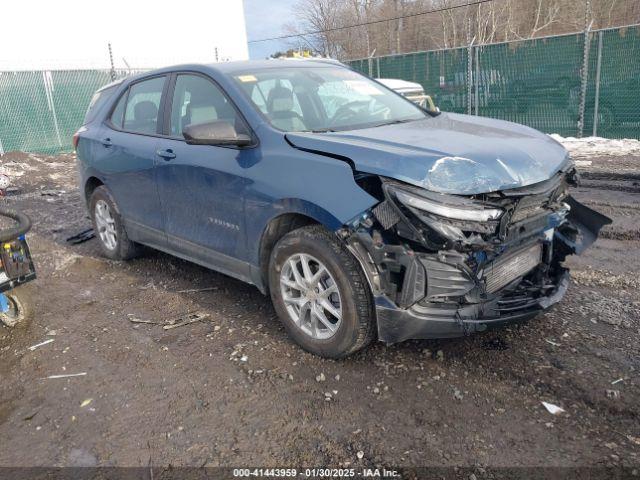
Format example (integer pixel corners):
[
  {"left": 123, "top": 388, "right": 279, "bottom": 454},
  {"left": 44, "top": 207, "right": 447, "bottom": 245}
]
[{"left": 0, "top": 150, "right": 638, "bottom": 469}]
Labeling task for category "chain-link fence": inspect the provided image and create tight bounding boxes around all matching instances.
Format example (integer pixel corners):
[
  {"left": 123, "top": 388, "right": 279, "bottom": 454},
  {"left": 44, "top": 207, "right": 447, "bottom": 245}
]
[
  {"left": 348, "top": 24, "right": 640, "bottom": 139},
  {"left": 0, "top": 68, "right": 146, "bottom": 155}
]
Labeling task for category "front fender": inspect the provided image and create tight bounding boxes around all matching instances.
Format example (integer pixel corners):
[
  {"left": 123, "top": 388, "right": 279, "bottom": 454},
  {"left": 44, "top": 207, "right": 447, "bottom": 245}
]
[{"left": 245, "top": 196, "right": 371, "bottom": 269}]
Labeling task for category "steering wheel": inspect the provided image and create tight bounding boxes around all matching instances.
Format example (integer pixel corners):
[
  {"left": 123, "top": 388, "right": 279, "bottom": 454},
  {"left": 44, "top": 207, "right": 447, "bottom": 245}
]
[{"left": 329, "top": 100, "right": 370, "bottom": 126}]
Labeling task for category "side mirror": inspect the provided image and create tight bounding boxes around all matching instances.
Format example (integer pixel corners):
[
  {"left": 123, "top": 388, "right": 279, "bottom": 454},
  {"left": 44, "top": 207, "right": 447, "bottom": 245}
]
[{"left": 183, "top": 120, "right": 253, "bottom": 147}]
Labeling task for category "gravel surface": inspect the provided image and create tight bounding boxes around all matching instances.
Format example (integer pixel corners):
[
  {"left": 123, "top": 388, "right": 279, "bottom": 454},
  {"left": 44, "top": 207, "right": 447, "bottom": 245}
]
[{"left": 0, "top": 151, "right": 638, "bottom": 468}]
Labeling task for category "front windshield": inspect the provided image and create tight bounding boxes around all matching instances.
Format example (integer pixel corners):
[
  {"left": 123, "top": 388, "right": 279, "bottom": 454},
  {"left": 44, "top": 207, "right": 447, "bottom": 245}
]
[{"left": 232, "top": 65, "right": 426, "bottom": 132}]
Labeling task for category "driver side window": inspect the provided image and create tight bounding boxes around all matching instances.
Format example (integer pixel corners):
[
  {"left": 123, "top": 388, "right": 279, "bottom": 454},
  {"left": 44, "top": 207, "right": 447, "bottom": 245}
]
[{"left": 170, "top": 74, "right": 246, "bottom": 137}]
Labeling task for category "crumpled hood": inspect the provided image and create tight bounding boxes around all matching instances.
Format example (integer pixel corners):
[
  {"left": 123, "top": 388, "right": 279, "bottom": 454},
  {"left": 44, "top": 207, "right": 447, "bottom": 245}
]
[{"left": 285, "top": 112, "right": 571, "bottom": 195}]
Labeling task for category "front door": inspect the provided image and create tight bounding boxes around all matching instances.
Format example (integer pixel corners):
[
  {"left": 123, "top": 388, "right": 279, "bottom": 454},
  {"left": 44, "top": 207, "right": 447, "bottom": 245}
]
[{"left": 154, "top": 73, "right": 253, "bottom": 279}]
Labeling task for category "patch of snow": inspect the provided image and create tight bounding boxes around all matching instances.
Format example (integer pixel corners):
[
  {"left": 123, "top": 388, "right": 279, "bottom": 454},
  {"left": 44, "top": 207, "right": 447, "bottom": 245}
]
[{"left": 549, "top": 134, "right": 640, "bottom": 158}]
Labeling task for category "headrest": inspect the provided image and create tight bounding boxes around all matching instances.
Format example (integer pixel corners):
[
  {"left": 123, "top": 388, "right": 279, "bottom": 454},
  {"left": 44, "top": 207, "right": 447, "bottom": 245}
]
[
  {"left": 134, "top": 101, "right": 158, "bottom": 121},
  {"left": 268, "top": 86, "right": 294, "bottom": 113}
]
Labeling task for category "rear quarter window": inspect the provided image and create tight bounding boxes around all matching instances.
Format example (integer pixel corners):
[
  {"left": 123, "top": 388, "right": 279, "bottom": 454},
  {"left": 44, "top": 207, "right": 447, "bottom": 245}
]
[{"left": 83, "top": 85, "right": 117, "bottom": 124}]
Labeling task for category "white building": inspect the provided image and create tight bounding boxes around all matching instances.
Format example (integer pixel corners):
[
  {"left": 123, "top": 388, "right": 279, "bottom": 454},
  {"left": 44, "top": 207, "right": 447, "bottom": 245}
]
[{"left": 0, "top": 0, "right": 249, "bottom": 70}]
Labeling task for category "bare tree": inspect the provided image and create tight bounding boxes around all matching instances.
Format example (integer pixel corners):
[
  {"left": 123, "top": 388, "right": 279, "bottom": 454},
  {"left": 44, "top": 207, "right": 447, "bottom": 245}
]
[{"left": 281, "top": 0, "right": 639, "bottom": 60}]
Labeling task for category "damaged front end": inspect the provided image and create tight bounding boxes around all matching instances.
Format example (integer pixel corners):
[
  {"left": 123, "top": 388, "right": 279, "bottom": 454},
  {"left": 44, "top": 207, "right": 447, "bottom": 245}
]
[{"left": 340, "top": 169, "right": 611, "bottom": 343}]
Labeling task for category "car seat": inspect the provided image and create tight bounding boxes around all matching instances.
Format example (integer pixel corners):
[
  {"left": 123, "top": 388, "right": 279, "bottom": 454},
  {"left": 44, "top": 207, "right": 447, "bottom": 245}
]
[
  {"left": 266, "top": 85, "right": 306, "bottom": 131},
  {"left": 130, "top": 101, "right": 158, "bottom": 134}
]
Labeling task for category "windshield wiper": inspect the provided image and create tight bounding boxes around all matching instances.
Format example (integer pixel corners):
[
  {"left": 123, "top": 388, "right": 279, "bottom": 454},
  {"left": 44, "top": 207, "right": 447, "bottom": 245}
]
[
  {"left": 306, "top": 128, "right": 337, "bottom": 133},
  {"left": 371, "top": 118, "right": 418, "bottom": 128}
]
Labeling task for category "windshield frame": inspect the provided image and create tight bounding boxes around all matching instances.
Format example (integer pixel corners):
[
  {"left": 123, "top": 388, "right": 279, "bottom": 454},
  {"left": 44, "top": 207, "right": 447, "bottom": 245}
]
[{"left": 228, "top": 64, "right": 428, "bottom": 133}]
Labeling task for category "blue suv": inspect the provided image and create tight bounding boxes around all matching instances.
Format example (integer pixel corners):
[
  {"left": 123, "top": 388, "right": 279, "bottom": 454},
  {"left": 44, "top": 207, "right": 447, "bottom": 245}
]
[{"left": 75, "top": 59, "right": 609, "bottom": 358}]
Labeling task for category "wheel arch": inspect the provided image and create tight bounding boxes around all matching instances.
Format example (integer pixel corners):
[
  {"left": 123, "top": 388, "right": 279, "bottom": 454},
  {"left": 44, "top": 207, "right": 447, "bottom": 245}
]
[
  {"left": 84, "top": 176, "right": 105, "bottom": 205},
  {"left": 257, "top": 212, "right": 320, "bottom": 293}
]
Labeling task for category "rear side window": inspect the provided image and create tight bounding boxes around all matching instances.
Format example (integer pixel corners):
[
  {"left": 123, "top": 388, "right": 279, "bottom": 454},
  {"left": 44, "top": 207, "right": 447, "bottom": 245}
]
[
  {"left": 110, "top": 91, "right": 127, "bottom": 128},
  {"left": 120, "top": 76, "right": 165, "bottom": 134},
  {"left": 84, "top": 85, "right": 117, "bottom": 124}
]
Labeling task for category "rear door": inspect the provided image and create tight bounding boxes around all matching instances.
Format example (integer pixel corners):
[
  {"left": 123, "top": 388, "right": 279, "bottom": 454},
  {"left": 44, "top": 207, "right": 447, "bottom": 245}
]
[
  {"left": 154, "top": 72, "right": 254, "bottom": 279},
  {"left": 95, "top": 75, "right": 168, "bottom": 247}
]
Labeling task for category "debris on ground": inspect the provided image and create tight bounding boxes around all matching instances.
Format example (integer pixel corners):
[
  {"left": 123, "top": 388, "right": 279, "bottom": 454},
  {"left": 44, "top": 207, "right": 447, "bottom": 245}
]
[
  {"left": 176, "top": 286, "right": 219, "bottom": 294},
  {"left": 127, "top": 312, "right": 209, "bottom": 329},
  {"left": 542, "top": 401, "right": 565, "bottom": 415},
  {"left": 66, "top": 228, "right": 95, "bottom": 245},
  {"left": 80, "top": 398, "right": 93, "bottom": 408},
  {"left": 22, "top": 410, "right": 39, "bottom": 421},
  {"left": 27, "top": 339, "right": 55, "bottom": 351},
  {"left": 162, "top": 312, "right": 209, "bottom": 330},
  {"left": 40, "top": 189, "right": 66, "bottom": 197},
  {"left": 46, "top": 372, "right": 87, "bottom": 379},
  {"left": 127, "top": 315, "right": 160, "bottom": 325},
  {"left": 315, "top": 373, "right": 326, "bottom": 382},
  {"left": 605, "top": 389, "right": 620, "bottom": 399}
]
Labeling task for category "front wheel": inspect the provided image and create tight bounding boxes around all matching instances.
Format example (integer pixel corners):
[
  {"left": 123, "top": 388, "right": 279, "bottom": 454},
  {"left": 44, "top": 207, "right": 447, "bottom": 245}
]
[{"left": 268, "top": 225, "right": 375, "bottom": 358}]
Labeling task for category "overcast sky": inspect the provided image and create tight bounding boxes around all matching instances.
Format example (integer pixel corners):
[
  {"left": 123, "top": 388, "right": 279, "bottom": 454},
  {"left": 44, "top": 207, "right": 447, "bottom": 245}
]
[
  {"left": 244, "top": 0, "right": 299, "bottom": 59},
  {"left": 0, "top": 0, "right": 250, "bottom": 70}
]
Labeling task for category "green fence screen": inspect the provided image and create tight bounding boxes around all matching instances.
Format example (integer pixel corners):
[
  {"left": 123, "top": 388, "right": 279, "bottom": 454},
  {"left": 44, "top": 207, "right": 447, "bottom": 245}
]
[
  {"left": 348, "top": 24, "right": 640, "bottom": 140},
  {"left": 0, "top": 26, "right": 638, "bottom": 155},
  {"left": 0, "top": 69, "right": 144, "bottom": 154}
]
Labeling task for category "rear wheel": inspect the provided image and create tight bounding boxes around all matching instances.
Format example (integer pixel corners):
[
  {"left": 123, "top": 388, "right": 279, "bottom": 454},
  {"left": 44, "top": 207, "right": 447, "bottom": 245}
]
[
  {"left": 268, "top": 225, "right": 375, "bottom": 358},
  {"left": 89, "top": 186, "right": 141, "bottom": 260}
]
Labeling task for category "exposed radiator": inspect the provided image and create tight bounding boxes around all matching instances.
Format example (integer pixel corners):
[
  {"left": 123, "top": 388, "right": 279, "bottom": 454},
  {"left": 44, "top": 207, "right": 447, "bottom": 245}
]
[{"left": 484, "top": 243, "right": 542, "bottom": 293}]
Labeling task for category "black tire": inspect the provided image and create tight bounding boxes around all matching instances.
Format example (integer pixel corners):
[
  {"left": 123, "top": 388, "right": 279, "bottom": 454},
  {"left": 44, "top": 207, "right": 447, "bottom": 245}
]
[
  {"left": 268, "top": 225, "right": 375, "bottom": 358},
  {"left": 89, "top": 186, "right": 142, "bottom": 260},
  {"left": 0, "top": 285, "right": 33, "bottom": 328}
]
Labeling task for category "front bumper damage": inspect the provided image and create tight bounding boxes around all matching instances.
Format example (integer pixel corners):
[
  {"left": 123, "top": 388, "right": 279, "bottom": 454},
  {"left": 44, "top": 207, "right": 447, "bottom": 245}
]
[{"left": 341, "top": 171, "right": 611, "bottom": 344}]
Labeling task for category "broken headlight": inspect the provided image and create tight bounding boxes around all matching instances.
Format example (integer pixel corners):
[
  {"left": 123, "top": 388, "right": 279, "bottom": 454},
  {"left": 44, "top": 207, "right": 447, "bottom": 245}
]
[
  {"left": 383, "top": 182, "right": 504, "bottom": 243},
  {"left": 391, "top": 186, "right": 503, "bottom": 222}
]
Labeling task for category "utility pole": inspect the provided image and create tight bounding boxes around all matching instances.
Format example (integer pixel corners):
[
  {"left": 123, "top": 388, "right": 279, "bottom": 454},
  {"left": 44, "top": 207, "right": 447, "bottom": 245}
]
[{"left": 214, "top": 47, "right": 219, "bottom": 62}]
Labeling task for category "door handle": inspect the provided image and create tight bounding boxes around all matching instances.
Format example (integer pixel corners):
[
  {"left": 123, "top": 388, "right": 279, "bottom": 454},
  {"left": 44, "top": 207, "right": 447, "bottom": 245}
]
[
  {"left": 101, "top": 138, "right": 112, "bottom": 147},
  {"left": 156, "top": 149, "right": 176, "bottom": 160}
]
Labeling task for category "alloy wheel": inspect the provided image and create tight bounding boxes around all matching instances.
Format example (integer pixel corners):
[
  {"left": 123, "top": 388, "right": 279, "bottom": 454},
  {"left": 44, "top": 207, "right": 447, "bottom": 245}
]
[
  {"left": 94, "top": 199, "right": 117, "bottom": 250},
  {"left": 279, "top": 253, "right": 342, "bottom": 340}
]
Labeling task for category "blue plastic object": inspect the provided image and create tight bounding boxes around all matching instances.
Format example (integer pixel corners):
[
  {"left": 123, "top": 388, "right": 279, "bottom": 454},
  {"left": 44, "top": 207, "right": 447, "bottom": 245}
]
[{"left": 0, "top": 293, "right": 10, "bottom": 313}]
